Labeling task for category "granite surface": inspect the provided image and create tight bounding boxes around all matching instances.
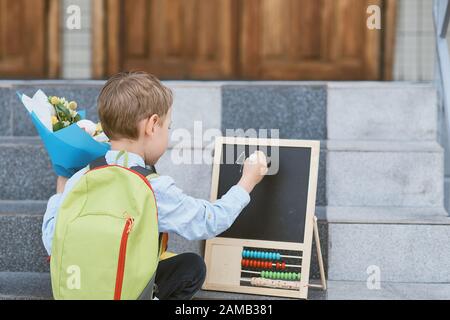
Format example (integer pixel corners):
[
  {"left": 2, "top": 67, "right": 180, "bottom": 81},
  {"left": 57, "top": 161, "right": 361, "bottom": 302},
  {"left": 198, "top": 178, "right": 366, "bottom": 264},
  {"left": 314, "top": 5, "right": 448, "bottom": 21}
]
[
  {"left": 0, "top": 214, "right": 49, "bottom": 273},
  {"left": 2, "top": 272, "right": 450, "bottom": 300},
  {"left": 222, "top": 85, "right": 327, "bottom": 206},
  {"left": 0, "top": 141, "right": 56, "bottom": 201},
  {"left": 222, "top": 85, "right": 327, "bottom": 140},
  {"left": 328, "top": 222, "right": 450, "bottom": 283},
  {"left": 0, "top": 88, "right": 13, "bottom": 136}
]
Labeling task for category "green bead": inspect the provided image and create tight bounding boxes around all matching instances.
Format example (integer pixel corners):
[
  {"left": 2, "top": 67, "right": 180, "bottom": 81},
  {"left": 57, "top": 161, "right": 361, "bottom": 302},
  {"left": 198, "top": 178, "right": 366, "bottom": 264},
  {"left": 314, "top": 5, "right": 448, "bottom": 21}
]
[
  {"left": 288, "top": 273, "right": 293, "bottom": 280},
  {"left": 297, "top": 273, "right": 301, "bottom": 281}
]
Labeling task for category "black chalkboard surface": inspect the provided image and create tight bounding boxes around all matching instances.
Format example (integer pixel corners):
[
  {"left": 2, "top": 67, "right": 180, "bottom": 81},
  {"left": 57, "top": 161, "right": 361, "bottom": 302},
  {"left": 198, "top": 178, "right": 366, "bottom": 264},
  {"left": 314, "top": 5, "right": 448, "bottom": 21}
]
[{"left": 217, "top": 143, "right": 312, "bottom": 243}]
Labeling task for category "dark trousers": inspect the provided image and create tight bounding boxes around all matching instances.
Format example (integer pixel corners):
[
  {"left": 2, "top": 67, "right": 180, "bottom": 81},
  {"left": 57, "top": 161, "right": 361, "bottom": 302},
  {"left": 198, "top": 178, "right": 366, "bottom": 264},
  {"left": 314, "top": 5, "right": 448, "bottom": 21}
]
[{"left": 154, "top": 253, "right": 207, "bottom": 300}]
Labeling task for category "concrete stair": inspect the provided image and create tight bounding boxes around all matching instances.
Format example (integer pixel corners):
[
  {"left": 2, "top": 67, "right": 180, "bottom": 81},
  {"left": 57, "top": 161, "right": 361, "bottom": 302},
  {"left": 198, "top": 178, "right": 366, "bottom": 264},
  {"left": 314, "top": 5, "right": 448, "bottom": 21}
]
[
  {"left": 0, "top": 80, "right": 448, "bottom": 299},
  {"left": 326, "top": 83, "right": 450, "bottom": 285}
]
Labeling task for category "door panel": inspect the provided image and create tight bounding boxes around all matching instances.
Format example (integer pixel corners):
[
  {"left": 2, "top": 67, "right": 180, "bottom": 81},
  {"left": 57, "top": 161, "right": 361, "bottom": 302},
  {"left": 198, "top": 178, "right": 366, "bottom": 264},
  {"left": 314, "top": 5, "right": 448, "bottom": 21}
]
[
  {"left": 240, "top": 0, "right": 382, "bottom": 80},
  {"left": 0, "top": 0, "right": 58, "bottom": 78},
  {"left": 99, "top": 0, "right": 391, "bottom": 80},
  {"left": 106, "top": 0, "right": 237, "bottom": 79}
]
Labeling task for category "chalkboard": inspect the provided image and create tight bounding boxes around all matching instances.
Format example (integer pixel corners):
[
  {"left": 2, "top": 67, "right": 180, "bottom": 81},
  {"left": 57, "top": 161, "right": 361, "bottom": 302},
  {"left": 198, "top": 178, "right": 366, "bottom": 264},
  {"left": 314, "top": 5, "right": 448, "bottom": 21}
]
[
  {"left": 217, "top": 144, "right": 312, "bottom": 243},
  {"left": 203, "top": 137, "right": 322, "bottom": 299}
]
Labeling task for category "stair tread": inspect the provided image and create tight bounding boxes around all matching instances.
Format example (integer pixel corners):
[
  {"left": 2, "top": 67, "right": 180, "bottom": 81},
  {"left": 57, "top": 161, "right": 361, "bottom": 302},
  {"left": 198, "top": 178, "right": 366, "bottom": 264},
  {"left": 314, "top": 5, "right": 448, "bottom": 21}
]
[
  {"left": 1, "top": 272, "right": 450, "bottom": 300},
  {"left": 326, "top": 206, "right": 450, "bottom": 224}
]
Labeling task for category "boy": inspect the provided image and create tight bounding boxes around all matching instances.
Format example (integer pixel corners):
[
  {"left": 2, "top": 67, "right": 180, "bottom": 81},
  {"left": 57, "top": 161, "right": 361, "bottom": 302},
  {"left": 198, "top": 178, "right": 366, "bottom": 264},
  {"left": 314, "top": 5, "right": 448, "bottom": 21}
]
[{"left": 42, "top": 72, "right": 268, "bottom": 300}]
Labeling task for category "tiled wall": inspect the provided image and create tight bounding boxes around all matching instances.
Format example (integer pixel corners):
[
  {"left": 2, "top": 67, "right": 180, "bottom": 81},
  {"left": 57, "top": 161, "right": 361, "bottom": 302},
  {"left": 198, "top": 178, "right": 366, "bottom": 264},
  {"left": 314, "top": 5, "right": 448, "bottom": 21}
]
[
  {"left": 60, "top": 0, "right": 92, "bottom": 79},
  {"left": 393, "top": 0, "right": 450, "bottom": 81}
]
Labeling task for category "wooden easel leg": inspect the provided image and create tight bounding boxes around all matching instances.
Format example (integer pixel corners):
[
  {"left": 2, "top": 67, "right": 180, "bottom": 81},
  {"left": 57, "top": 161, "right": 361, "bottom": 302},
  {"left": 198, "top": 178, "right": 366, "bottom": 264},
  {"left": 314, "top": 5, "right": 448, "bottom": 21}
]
[{"left": 308, "top": 215, "right": 327, "bottom": 291}]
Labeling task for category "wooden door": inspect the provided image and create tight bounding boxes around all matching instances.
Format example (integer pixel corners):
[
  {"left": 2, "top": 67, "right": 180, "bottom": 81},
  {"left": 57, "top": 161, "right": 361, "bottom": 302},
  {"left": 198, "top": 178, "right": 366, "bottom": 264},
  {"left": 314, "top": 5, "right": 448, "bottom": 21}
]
[
  {"left": 96, "top": 0, "right": 395, "bottom": 80},
  {"left": 0, "top": 0, "right": 60, "bottom": 78},
  {"left": 241, "top": 0, "right": 383, "bottom": 80},
  {"left": 99, "top": 0, "right": 237, "bottom": 79}
]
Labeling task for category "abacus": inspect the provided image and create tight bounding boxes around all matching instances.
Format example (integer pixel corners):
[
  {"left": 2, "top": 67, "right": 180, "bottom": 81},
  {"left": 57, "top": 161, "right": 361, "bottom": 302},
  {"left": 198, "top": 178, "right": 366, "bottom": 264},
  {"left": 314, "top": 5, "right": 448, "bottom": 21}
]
[{"left": 240, "top": 247, "right": 302, "bottom": 291}]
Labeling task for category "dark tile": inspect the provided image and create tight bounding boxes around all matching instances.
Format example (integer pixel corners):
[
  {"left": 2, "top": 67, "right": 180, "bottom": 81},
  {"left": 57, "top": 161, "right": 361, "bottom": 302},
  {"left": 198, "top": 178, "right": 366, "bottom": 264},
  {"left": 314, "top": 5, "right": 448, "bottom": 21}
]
[
  {"left": 310, "top": 221, "right": 328, "bottom": 280},
  {"left": 222, "top": 85, "right": 327, "bottom": 140},
  {"left": 0, "top": 88, "right": 13, "bottom": 136},
  {"left": 0, "top": 215, "right": 49, "bottom": 273},
  {"left": 0, "top": 142, "right": 56, "bottom": 200}
]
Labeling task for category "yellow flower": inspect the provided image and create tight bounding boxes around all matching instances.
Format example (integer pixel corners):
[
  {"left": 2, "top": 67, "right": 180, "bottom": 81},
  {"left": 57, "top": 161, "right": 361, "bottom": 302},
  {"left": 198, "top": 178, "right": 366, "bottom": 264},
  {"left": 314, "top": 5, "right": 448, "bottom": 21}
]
[
  {"left": 68, "top": 101, "right": 78, "bottom": 110},
  {"left": 50, "top": 96, "right": 59, "bottom": 105},
  {"left": 51, "top": 116, "right": 58, "bottom": 125}
]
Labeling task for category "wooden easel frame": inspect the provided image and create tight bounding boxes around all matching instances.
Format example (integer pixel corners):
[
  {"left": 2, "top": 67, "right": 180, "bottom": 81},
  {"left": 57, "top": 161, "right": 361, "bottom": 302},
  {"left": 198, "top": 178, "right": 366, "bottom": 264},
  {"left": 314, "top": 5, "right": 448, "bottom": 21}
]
[{"left": 203, "top": 137, "right": 326, "bottom": 299}]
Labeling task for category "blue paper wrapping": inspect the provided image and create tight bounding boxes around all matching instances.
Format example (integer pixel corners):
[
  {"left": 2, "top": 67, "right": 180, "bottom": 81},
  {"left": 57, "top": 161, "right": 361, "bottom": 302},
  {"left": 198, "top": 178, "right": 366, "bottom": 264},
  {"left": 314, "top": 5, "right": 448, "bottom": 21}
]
[{"left": 18, "top": 92, "right": 110, "bottom": 177}]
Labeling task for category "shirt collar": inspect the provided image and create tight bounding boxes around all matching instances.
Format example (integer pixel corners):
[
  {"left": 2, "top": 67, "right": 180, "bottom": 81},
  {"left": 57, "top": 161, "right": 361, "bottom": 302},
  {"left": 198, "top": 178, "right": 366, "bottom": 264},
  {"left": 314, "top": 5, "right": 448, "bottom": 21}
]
[{"left": 105, "top": 150, "right": 146, "bottom": 168}]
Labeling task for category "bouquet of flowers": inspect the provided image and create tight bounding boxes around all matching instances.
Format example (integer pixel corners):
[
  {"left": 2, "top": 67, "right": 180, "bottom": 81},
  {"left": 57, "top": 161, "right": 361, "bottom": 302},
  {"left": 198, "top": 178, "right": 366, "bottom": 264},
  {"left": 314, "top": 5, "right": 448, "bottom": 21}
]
[{"left": 18, "top": 90, "right": 111, "bottom": 177}]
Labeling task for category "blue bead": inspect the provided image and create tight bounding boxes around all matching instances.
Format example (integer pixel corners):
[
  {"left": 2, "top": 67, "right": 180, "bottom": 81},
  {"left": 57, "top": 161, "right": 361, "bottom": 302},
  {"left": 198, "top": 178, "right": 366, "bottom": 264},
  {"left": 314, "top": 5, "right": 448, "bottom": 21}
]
[
  {"left": 263, "top": 252, "right": 268, "bottom": 259},
  {"left": 242, "top": 250, "right": 246, "bottom": 258},
  {"left": 276, "top": 253, "right": 281, "bottom": 260},
  {"left": 256, "top": 252, "right": 261, "bottom": 259},
  {"left": 250, "top": 251, "right": 255, "bottom": 258}
]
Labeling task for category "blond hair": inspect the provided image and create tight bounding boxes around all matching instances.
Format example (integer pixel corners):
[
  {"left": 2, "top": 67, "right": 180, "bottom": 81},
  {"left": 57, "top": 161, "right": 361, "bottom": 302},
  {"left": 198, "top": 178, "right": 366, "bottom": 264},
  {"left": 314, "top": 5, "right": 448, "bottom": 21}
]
[{"left": 98, "top": 72, "right": 173, "bottom": 140}]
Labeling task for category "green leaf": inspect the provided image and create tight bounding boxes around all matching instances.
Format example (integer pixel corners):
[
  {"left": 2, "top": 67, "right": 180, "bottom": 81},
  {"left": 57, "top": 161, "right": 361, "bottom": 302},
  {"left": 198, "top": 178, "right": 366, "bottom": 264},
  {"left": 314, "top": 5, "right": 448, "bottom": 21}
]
[{"left": 53, "top": 122, "right": 64, "bottom": 132}]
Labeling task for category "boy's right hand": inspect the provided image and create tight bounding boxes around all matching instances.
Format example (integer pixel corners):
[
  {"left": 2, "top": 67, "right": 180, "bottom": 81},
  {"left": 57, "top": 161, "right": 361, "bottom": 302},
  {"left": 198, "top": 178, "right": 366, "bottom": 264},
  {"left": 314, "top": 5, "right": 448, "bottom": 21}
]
[{"left": 238, "top": 151, "right": 268, "bottom": 194}]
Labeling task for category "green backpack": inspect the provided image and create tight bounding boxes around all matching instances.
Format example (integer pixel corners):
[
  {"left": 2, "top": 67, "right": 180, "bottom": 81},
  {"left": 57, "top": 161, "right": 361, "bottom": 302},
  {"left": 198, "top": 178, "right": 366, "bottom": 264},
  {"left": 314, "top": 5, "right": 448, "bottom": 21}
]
[{"left": 50, "top": 154, "right": 167, "bottom": 300}]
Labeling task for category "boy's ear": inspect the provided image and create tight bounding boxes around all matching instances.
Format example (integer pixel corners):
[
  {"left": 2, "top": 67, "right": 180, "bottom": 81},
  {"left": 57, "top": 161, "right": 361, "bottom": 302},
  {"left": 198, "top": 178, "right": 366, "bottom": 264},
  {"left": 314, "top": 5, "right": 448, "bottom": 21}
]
[{"left": 145, "top": 114, "right": 160, "bottom": 136}]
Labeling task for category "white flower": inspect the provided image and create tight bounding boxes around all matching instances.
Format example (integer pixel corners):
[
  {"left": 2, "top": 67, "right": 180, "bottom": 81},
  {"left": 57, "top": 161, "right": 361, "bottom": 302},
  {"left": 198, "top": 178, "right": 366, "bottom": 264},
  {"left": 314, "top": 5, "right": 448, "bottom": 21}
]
[
  {"left": 63, "top": 121, "right": 70, "bottom": 127},
  {"left": 69, "top": 109, "right": 78, "bottom": 118},
  {"left": 76, "top": 120, "right": 97, "bottom": 136},
  {"left": 93, "top": 132, "right": 110, "bottom": 143}
]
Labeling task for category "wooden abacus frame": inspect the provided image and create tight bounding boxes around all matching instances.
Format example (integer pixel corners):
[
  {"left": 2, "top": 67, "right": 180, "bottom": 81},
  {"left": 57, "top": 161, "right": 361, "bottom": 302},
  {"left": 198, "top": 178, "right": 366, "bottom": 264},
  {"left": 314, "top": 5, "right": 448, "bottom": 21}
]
[{"left": 202, "top": 137, "right": 326, "bottom": 299}]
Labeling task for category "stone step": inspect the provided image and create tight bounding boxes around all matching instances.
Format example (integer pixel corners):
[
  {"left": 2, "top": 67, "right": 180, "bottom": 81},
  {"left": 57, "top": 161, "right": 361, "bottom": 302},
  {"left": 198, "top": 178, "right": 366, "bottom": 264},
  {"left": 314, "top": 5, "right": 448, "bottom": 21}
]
[
  {"left": 0, "top": 210, "right": 328, "bottom": 280},
  {"left": 0, "top": 137, "right": 211, "bottom": 202},
  {"left": 327, "top": 140, "right": 444, "bottom": 208},
  {"left": 0, "top": 81, "right": 221, "bottom": 138},
  {"left": 328, "top": 209, "right": 450, "bottom": 283},
  {"left": 1, "top": 273, "right": 449, "bottom": 300},
  {"left": 0, "top": 137, "right": 327, "bottom": 206},
  {"left": 327, "top": 83, "right": 438, "bottom": 141}
]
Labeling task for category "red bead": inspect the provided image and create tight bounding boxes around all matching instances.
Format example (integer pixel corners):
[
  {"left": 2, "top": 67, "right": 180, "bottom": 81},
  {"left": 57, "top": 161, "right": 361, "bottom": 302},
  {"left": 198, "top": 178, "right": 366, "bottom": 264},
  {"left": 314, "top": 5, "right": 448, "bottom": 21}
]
[
  {"left": 258, "top": 261, "right": 262, "bottom": 268},
  {"left": 276, "top": 262, "right": 280, "bottom": 269},
  {"left": 282, "top": 262, "right": 286, "bottom": 270}
]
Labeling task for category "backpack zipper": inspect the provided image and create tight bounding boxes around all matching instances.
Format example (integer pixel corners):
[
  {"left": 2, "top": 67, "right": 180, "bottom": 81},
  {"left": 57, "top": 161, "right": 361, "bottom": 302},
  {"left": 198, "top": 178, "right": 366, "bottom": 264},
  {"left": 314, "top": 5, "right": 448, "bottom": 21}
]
[{"left": 114, "top": 216, "right": 134, "bottom": 300}]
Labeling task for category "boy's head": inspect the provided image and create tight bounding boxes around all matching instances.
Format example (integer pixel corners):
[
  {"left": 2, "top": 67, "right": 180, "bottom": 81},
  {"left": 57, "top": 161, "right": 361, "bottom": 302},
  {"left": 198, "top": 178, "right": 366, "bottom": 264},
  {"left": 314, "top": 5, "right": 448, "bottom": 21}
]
[{"left": 98, "top": 71, "right": 173, "bottom": 165}]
